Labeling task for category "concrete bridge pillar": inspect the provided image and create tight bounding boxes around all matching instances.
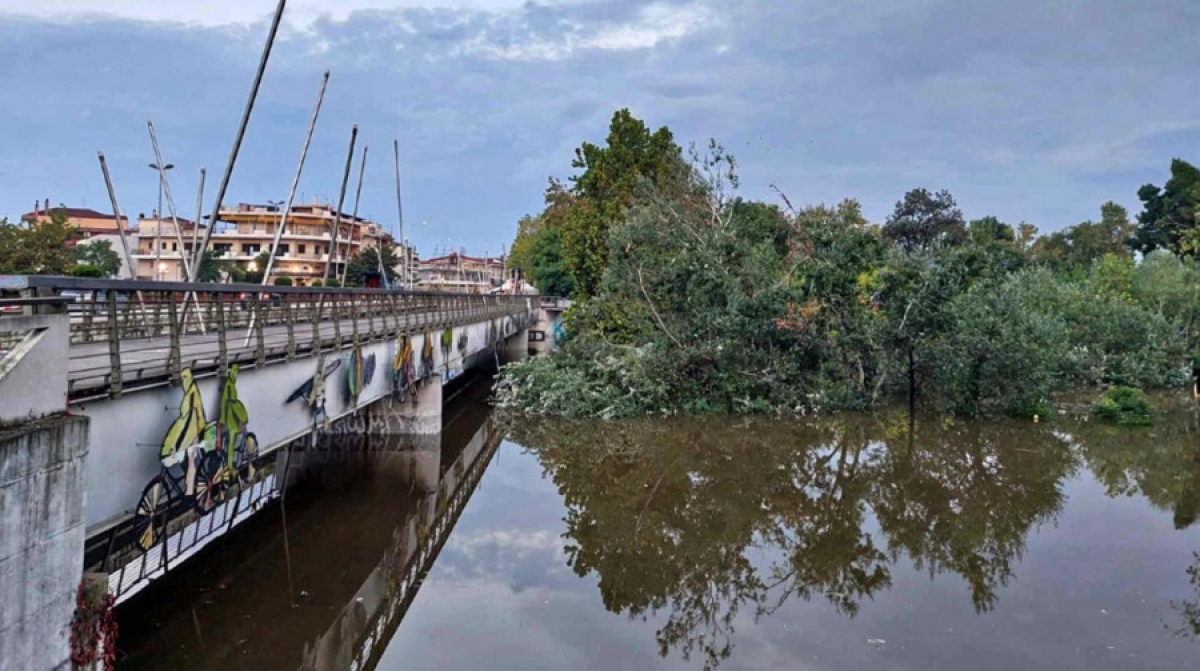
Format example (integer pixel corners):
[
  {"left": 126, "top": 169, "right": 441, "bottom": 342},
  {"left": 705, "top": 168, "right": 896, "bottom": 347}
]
[
  {"left": 504, "top": 329, "right": 529, "bottom": 364},
  {"left": 0, "top": 415, "right": 89, "bottom": 671},
  {"left": 367, "top": 376, "right": 443, "bottom": 436},
  {"left": 373, "top": 433, "right": 441, "bottom": 493}
]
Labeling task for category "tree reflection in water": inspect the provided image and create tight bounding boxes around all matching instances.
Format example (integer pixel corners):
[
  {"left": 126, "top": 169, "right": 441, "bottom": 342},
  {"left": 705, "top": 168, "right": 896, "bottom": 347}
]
[{"left": 506, "top": 412, "right": 1077, "bottom": 669}]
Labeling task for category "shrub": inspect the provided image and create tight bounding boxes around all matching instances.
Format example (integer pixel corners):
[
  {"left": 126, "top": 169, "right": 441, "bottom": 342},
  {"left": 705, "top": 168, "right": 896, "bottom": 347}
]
[
  {"left": 273, "top": 276, "right": 293, "bottom": 287},
  {"left": 1092, "top": 386, "right": 1153, "bottom": 426},
  {"left": 70, "top": 264, "right": 105, "bottom": 278}
]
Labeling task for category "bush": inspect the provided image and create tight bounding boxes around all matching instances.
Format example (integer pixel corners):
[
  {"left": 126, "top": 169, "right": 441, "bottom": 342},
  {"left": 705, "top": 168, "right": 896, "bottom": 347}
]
[
  {"left": 1092, "top": 386, "right": 1153, "bottom": 426},
  {"left": 273, "top": 276, "right": 293, "bottom": 287},
  {"left": 70, "top": 264, "right": 105, "bottom": 278}
]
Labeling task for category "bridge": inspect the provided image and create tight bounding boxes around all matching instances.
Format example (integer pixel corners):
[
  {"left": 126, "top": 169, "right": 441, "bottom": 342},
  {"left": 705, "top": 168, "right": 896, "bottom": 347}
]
[{"left": 0, "top": 276, "right": 534, "bottom": 670}]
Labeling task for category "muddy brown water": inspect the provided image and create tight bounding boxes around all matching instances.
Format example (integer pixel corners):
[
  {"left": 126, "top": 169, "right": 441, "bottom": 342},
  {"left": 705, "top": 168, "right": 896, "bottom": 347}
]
[{"left": 116, "top": 384, "right": 1200, "bottom": 670}]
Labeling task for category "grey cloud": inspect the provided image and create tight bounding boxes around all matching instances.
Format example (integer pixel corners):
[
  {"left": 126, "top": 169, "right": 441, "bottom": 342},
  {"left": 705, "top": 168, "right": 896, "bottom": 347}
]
[{"left": 1, "top": 0, "right": 1198, "bottom": 254}]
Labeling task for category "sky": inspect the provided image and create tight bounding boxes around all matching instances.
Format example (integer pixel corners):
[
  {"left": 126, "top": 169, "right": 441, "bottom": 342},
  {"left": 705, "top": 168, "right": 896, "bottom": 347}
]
[{"left": 1, "top": 0, "right": 1198, "bottom": 257}]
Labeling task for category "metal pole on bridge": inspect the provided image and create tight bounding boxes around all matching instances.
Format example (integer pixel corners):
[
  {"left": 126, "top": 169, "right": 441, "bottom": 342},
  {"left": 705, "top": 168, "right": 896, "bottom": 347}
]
[
  {"left": 260, "top": 70, "right": 329, "bottom": 286},
  {"left": 245, "top": 70, "right": 330, "bottom": 347},
  {"left": 325, "top": 124, "right": 358, "bottom": 286},
  {"left": 147, "top": 121, "right": 193, "bottom": 280},
  {"left": 189, "top": 0, "right": 289, "bottom": 282},
  {"left": 190, "top": 167, "right": 206, "bottom": 273},
  {"left": 149, "top": 122, "right": 209, "bottom": 332},
  {"left": 97, "top": 152, "right": 153, "bottom": 332},
  {"left": 343, "top": 144, "right": 369, "bottom": 288},
  {"left": 392, "top": 140, "right": 404, "bottom": 290}
]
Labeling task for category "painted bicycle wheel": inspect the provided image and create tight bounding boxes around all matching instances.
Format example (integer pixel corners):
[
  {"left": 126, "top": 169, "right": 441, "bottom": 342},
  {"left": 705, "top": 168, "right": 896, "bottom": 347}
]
[
  {"left": 237, "top": 432, "right": 259, "bottom": 484},
  {"left": 132, "top": 475, "right": 170, "bottom": 553},
  {"left": 192, "top": 451, "right": 224, "bottom": 515}
]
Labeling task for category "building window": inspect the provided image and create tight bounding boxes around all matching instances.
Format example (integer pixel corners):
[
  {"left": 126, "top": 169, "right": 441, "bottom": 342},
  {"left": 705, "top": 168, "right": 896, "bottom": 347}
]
[
  {"left": 243, "top": 244, "right": 260, "bottom": 255},
  {"left": 298, "top": 244, "right": 306, "bottom": 255},
  {"left": 278, "top": 244, "right": 290, "bottom": 256}
]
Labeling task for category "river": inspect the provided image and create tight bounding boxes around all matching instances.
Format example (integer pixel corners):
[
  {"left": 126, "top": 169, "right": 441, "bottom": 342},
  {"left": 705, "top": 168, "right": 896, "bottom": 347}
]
[{"left": 115, "top": 379, "right": 1200, "bottom": 670}]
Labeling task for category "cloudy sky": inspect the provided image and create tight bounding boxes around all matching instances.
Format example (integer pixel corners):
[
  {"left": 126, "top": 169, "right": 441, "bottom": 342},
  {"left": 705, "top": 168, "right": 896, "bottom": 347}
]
[{"left": 1, "top": 0, "right": 1197, "bottom": 256}]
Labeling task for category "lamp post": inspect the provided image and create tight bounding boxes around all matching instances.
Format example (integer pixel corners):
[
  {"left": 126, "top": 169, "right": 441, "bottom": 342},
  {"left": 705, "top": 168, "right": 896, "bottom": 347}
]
[{"left": 148, "top": 162, "right": 175, "bottom": 279}]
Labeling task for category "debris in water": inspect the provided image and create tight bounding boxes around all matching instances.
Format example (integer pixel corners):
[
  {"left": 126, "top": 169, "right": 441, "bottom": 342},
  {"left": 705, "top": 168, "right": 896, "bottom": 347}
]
[{"left": 867, "top": 638, "right": 887, "bottom": 650}]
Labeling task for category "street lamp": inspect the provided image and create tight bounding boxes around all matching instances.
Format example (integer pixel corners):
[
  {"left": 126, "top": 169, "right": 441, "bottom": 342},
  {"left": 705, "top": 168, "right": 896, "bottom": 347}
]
[{"left": 148, "top": 162, "right": 175, "bottom": 281}]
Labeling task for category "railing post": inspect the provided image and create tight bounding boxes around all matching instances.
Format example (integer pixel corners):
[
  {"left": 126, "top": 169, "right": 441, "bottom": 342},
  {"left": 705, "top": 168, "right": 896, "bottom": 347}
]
[
  {"left": 351, "top": 293, "right": 361, "bottom": 347},
  {"left": 333, "top": 294, "right": 344, "bottom": 350},
  {"left": 215, "top": 292, "right": 229, "bottom": 376},
  {"left": 252, "top": 294, "right": 266, "bottom": 368},
  {"left": 166, "top": 291, "right": 181, "bottom": 384},
  {"left": 311, "top": 297, "right": 323, "bottom": 356},
  {"left": 106, "top": 290, "right": 123, "bottom": 398},
  {"left": 284, "top": 295, "right": 297, "bottom": 361}
]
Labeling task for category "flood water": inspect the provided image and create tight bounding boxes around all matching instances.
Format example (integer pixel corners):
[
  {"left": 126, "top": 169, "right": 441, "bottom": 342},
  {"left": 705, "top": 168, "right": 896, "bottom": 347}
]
[{"left": 116, "top": 380, "right": 1200, "bottom": 670}]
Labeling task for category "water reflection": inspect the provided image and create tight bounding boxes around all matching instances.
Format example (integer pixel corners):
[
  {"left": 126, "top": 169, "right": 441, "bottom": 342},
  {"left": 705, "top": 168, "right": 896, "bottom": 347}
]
[
  {"left": 1070, "top": 398, "right": 1200, "bottom": 530},
  {"left": 116, "top": 391, "right": 1200, "bottom": 670},
  {"left": 508, "top": 413, "right": 1086, "bottom": 668}
]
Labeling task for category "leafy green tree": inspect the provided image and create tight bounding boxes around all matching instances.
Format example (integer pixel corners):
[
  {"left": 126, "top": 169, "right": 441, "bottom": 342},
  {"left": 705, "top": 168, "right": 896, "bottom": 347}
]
[
  {"left": 968, "top": 216, "right": 1015, "bottom": 245},
  {"left": 72, "top": 239, "right": 122, "bottom": 277},
  {"left": 70, "top": 264, "right": 105, "bottom": 278},
  {"left": 882, "top": 189, "right": 967, "bottom": 251},
  {"left": 344, "top": 246, "right": 399, "bottom": 287},
  {"left": 560, "top": 109, "right": 683, "bottom": 296},
  {"left": 0, "top": 210, "right": 77, "bottom": 275},
  {"left": 526, "top": 227, "right": 574, "bottom": 296},
  {"left": 197, "top": 249, "right": 227, "bottom": 282},
  {"left": 1031, "top": 202, "right": 1135, "bottom": 275},
  {"left": 1130, "top": 159, "right": 1200, "bottom": 257}
]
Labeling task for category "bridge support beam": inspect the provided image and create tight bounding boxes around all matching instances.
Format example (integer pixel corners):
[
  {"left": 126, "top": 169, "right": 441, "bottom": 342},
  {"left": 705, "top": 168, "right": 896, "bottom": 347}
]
[
  {"left": 367, "top": 376, "right": 442, "bottom": 436},
  {"left": 373, "top": 433, "right": 441, "bottom": 493},
  {"left": 504, "top": 329, "right": 529, "bottom": 363},
  {"left": 0, "top": 414, "right": 89, "bottom": 671}
]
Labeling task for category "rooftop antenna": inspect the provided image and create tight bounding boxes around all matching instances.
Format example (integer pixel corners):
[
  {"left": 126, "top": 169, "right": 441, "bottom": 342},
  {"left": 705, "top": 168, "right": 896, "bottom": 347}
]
[{"left": 189, "top": 0, "right": 288, "bottom": 282}]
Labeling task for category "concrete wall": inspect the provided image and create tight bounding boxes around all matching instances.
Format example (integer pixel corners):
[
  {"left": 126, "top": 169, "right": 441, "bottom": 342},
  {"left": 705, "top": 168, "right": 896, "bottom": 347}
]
[
  {"left": 0, "top": 415, "right": 89, "bottom": 671},
  {"left": 0, "top": 313, "right": 68, "bottom": 423},
  {"left": 74, "top": 310, "right": 532, "bottom": 530}
]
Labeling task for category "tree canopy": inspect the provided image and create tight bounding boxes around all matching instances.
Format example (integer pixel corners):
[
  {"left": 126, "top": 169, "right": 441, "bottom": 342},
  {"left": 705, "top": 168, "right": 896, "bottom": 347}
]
[
  {"left": 73, "top": 239, "right": 122, "bottom": 277},
  {"left": 498, "top": 113, "right": 1200, "bottom": 420},
  {"left": 0, "top": 210, "right": 78, "bottom": 275}
]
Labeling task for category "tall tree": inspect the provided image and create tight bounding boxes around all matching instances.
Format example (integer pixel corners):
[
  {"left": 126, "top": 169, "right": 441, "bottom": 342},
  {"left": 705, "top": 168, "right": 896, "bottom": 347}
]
[
  {"left": 0, "top": 210, "right": 77, "bottom": 275},
  {"left": 560, "top": 109, "right": 683, "bottom": 296},
  {"left": 73, "top": 240, "right": 122, "bottom": 277},
  {"left": 882, "top": 189, "right": 967, "bottom": 251},
  {"left": 967, "top": 216, "right": 1015, "bottom": 245},
  {"left": 344, "top": 247, "right": 399, "bottom": 287},
  {"left": 1129, "top": 158, "right": 1200, "bottom": 257}
]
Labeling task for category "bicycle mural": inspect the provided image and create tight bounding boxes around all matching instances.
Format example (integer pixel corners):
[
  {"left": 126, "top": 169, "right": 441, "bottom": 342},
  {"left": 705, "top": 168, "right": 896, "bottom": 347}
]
[
  {"left": 132, "top": 366, "right": 259, "bottom": 552},
  {"left": 345, "top": 345, "right": 376, "bottom": 405},
  {"left": 421, "top": 331, "right": 435, "bottom": 378},
  {"left": 287, "top": 355, "right": 342, "bottom": 429},
  {"left": 393, "top": 334, "right": 416, "bottom": 400}
]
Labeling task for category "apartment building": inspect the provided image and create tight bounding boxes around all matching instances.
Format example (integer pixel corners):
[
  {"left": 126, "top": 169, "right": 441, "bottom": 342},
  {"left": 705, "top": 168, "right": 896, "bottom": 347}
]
[
  {"left": 141, "top": 201, "right": 407, "bottom": 286},
  {"left": 19, "top": 201, "right": 136, "bottom": 278},
  {"left": 416, "top": 252, "right": 506, "bottom": 293}
]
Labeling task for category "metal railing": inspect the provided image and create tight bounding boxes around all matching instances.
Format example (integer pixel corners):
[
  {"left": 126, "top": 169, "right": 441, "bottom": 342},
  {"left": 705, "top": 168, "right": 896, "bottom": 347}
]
[{"left": 0, "top": 275, "right": 531, "bottom": 401}]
